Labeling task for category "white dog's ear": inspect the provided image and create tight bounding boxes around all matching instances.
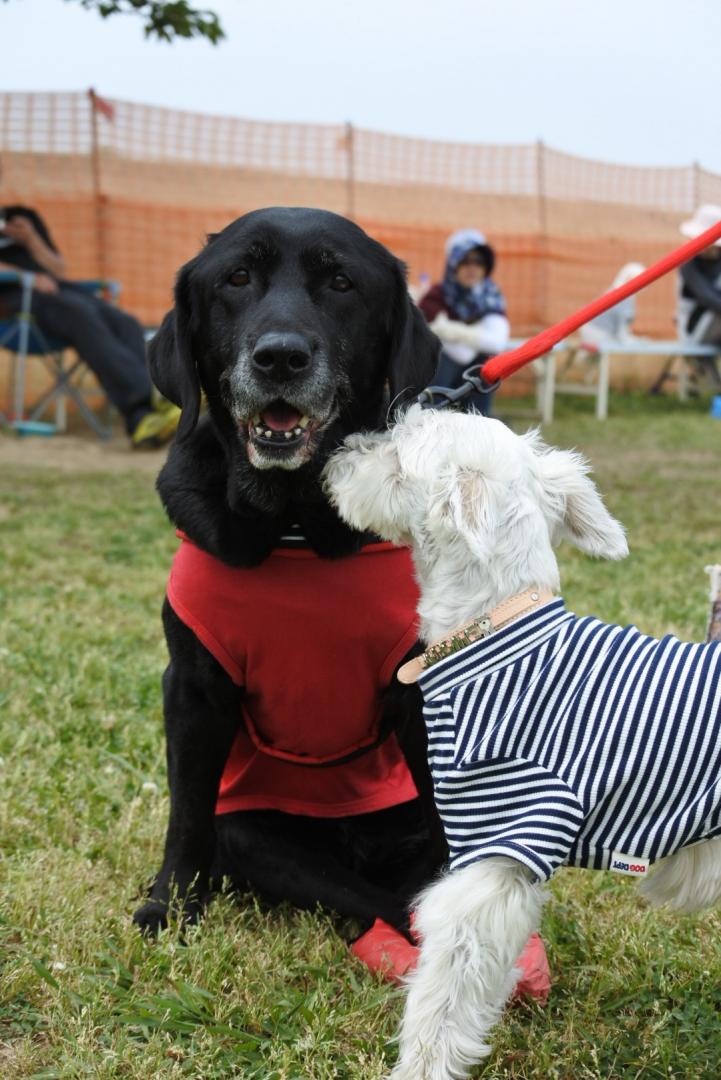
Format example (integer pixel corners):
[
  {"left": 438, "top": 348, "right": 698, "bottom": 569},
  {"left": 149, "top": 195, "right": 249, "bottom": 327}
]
[
  {"left": 534, "top": 446, "right": 628, "bottom": 559},
  {"left": 429, "top": 466, "right": 491, "bottom": 553}
]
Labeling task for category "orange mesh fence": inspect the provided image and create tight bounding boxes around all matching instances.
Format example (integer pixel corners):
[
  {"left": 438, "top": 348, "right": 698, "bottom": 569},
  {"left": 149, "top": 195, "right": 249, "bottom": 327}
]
[{"left": 2, "top": 90, "right": 719, "bottom": 403}]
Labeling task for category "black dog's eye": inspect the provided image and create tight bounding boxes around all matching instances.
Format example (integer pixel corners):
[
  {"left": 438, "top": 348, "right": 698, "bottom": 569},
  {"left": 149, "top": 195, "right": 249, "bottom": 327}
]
[
  {"left": 228, "top": 268, "right": 250, "bottom": 287},
  {"left": 330, "top": 272, "right": 353, "bottom": 292}
]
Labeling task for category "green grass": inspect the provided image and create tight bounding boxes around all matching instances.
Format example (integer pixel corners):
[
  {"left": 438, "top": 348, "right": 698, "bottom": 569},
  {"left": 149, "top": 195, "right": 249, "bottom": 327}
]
[{"left": 2, "top": 392, "right": 721, "bottom": 1079}]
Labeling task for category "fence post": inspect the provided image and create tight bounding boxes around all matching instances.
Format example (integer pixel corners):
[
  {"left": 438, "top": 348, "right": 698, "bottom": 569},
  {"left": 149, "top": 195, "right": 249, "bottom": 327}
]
[
  {"left": 692, "top": 160, "right": 701, "bottom": 211},
  {"left": 344, "top": 121, "right": 355, "bottom": 221},
  {"left": 536, "top": 139, "right": 550, "bottom": 328},
  {"left": 87, "top": 88, "right": 108, "bottom": 281}
]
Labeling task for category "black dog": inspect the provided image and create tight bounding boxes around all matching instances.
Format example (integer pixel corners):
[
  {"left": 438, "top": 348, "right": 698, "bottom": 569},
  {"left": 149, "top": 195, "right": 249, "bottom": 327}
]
[{"left": 133, "top": 207, "right": 445, "bottom": 943}]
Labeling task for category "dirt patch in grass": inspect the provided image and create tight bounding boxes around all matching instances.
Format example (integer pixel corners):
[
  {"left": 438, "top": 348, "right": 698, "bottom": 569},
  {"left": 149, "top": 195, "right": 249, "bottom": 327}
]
[{"left": 0, "top": 431, "right": 167, "bottom": 474}]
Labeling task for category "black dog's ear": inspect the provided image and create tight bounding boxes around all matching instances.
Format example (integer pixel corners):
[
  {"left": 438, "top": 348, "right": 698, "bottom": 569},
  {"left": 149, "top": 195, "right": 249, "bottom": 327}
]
[
  {"left": 386, "top": 259, "right": 440, "bottom": 415},
  {"left": 148, "top": 259, "right": 201, "bottom": 440}
]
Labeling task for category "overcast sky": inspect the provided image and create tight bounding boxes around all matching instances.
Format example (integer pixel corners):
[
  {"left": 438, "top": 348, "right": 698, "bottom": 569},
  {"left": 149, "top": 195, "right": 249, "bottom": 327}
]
[{"left": 3, "top": 0, "right": 721, "bottom": 175}]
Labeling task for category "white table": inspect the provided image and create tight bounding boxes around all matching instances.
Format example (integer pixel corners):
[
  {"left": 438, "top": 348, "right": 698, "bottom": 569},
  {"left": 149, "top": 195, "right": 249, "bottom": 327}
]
[{"left": 520, "top": 340, "right": 721, "bottom": 423}]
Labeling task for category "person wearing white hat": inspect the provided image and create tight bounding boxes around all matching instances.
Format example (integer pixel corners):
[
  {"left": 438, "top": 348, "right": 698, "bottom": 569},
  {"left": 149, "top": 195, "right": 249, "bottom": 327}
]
[
  {"left": 419, "top": 228, "right": 510, "bottom": 415},
  {"left": 677, "top": 206, "right": 721, "bottom": 388}
]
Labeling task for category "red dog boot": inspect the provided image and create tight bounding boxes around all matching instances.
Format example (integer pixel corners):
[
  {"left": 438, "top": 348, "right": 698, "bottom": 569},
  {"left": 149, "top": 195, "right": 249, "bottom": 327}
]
[
  {"left": 511, "top": 932, "right": 551, "bottom": 1005},
  {"left": 350, "top": 918, "right": 419, "bottom": 984}
]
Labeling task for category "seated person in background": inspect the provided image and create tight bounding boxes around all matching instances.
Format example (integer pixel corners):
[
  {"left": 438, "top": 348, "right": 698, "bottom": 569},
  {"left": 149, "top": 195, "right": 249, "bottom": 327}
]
[
  {"left": 0, "top": 205, "right": 180, "bottom": 447},
  {"left": 676, "top": 204, "right": 721, "bottom": 391},
  {"left": 678, "top": 205, "right": 721, "bottom": 344},
  {"left": 580, "top": 262, "right": 645, "bottom": 350},
  {"left": 419, "top": 228, "right": 509, "bottom": 416}
]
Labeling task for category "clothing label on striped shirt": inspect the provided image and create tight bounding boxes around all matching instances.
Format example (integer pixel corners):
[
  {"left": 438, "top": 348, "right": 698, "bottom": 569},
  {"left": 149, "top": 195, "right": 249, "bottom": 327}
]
[{"left": 609, "top": 851, "right": 650, "bottom": 876}]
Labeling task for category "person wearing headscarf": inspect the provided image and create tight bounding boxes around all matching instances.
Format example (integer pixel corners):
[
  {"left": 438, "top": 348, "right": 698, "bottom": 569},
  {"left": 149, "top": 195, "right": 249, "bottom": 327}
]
[{"left": 420, "top": 228, "right": 509, "bottom": 415}]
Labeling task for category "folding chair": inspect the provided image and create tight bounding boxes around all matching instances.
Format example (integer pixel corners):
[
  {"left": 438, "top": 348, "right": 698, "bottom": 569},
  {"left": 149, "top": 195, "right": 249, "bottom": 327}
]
[{"left": 0, "top": 270, "right": 120, "bottom": 438}]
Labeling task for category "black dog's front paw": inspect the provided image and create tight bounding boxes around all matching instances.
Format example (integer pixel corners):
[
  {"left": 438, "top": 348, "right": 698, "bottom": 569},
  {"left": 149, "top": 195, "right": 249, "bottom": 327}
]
[
  {"left": 133, "top": 885, "right": 206, "bottom": 936},
  {"left": 133, "top": 899, "right": 171, "bottom": 936}
]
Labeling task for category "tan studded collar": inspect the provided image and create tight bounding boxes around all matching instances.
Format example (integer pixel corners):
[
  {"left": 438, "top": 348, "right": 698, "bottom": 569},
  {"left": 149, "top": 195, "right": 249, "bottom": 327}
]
[{"left": 397, "top": 587, "right": 556, "bottom": 684}]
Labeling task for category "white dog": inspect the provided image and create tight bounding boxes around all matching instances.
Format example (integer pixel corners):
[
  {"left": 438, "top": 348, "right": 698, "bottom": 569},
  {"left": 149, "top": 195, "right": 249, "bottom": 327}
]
[{"left": 323, "top": 405, "right": 721, "bottom": 1080}]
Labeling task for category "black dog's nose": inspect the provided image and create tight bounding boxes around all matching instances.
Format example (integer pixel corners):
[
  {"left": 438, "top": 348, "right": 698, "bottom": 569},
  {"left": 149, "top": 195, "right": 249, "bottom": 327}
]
[{"left": 252, "top": 332, "right": 313, "bottom": 380}]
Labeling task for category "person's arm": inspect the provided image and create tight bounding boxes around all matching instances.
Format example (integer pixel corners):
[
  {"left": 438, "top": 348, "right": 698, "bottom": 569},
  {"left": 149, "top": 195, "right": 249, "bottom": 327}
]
[
  {"left": 0, "top": 258, "right": 58, "bottom": 293},
  {"left": 680, "top": 260, "right": 721, "bottom": 318},
  {"left": 418, "top": 284, "right": 447, "bottom": 323},
  {"left": 434, "top": 312, "right": 510, "bottom": 354},
  {"left": 3, "top": 215, "right": 66, "bottom": 279}
]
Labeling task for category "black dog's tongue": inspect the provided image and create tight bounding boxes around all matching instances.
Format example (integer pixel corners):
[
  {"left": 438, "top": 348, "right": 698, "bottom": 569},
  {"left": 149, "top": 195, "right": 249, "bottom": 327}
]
[{"left": 261, "top": 404, "right": 302, "bottom": 431}]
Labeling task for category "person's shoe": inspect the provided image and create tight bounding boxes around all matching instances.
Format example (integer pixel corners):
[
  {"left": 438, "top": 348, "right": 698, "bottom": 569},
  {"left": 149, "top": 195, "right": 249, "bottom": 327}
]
[
  {"left": 151, "top": 388, "right": 180, "bottom": 413},
  {"left": 130, "top": 404, "right": 181, "bottom": 449}
]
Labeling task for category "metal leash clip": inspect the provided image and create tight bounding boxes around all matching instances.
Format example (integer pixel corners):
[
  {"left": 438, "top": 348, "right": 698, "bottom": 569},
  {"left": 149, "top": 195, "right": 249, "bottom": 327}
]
[{"left": 415, "top": 363, "right": 501, "bottom": 411}]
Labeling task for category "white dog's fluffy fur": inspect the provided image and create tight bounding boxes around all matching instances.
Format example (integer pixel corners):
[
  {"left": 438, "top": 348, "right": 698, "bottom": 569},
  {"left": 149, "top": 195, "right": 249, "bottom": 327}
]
[{"left": 323, "top": 406, "right": 721, "bottom": 1080}]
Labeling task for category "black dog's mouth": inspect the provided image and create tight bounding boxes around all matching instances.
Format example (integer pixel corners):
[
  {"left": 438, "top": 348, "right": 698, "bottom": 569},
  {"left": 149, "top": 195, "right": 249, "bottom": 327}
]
[{"left": 247, "top": 401, "right": 319, "bottom": 449}]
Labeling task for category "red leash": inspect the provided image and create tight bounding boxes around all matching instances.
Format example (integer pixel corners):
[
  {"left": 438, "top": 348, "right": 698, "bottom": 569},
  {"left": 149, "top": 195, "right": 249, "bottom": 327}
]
[{"left": 481, "top": 217, "right": 721, "bottom": 385}]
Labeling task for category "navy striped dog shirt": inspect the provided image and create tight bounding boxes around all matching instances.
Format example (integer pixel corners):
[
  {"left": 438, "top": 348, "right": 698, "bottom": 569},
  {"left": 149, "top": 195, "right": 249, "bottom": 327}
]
[{"left": 417, "top": 600, "right": 721, "bottom": 881}]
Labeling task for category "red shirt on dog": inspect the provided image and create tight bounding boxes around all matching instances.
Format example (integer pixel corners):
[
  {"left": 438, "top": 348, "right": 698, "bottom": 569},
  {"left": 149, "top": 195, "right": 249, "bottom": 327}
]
[{"left": 167, "top": 536, "right": 420, "bottom": 817}]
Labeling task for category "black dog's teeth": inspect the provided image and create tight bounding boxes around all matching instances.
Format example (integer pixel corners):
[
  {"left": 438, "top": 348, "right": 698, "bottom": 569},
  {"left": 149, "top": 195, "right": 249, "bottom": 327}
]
[
  {"left": 251, "top": 424, "right": 306, "bottom": 444},
  {"left": 251, "top": 419, "right": 308, "bottom": 443}
]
